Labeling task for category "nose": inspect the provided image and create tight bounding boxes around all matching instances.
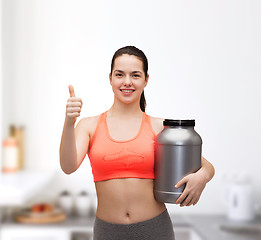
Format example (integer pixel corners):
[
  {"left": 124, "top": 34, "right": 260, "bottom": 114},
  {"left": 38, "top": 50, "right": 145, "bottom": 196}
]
[{"left": 123, "top": 75, "right": 132, "bottom": 86}]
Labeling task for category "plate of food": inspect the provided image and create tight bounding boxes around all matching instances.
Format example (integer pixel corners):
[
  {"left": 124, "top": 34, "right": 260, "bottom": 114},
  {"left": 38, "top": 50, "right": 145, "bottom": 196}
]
[{"left": 15, "top": 203, "right": 66, "bottom": 224}]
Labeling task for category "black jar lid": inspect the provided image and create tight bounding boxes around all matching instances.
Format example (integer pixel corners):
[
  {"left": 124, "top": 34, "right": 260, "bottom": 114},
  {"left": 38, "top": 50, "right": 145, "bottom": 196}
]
[{"left": 164, "top": 119, "right": 195, "bottom": 127}]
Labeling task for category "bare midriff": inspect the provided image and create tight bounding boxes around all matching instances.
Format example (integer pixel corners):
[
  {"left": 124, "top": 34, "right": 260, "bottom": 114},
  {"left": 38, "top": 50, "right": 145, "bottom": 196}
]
[{"left": 95, "top": 178, "right": 166, "bottom": 224}]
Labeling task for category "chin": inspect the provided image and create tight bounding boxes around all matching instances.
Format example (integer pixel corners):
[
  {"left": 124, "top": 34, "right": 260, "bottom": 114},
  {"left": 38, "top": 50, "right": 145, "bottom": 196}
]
[{"left": 118, "top": 97, "right": 137, "bottom": 105}]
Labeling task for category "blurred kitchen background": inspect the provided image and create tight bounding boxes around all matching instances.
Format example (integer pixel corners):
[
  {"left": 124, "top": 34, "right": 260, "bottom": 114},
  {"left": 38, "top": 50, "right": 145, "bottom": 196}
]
[{"left": 0, "top": 0, "right": 261, "bottom": 239}]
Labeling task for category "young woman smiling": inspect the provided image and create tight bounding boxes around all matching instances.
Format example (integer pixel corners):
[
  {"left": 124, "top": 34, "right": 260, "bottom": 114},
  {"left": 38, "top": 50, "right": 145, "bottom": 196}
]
[{"left": 60, "top": 46, "right": 215, "bottom": 240}]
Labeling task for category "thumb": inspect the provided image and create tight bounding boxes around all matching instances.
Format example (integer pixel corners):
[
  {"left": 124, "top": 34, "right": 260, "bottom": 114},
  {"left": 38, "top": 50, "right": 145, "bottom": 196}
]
[
  {"left": 68, "top": 84, "right": 76, "bottom": 97},
  {"left": 175, "top": 177, "right": 187, "bottom": 188}
]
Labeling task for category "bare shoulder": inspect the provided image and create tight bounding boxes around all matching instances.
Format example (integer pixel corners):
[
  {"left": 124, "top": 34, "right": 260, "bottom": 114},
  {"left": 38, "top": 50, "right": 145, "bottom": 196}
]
[
  {"left": 75, "top": 115, "right": 100, "bottom": 135},
  {"left": 150, "top": 116, "right": 165, "bottom": 136}
]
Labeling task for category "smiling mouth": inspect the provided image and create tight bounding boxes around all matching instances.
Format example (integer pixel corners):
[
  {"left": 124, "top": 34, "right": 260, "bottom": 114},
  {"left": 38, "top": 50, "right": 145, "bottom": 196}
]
[{"left": 120, "top": 89, "right": 135, "bottom": 93}]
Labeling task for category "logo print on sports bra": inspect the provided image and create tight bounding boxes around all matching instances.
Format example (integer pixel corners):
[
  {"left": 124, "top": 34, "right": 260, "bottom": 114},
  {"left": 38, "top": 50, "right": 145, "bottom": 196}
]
[{"left": 103, "top": 147, "right": 145, "bottom": 169}]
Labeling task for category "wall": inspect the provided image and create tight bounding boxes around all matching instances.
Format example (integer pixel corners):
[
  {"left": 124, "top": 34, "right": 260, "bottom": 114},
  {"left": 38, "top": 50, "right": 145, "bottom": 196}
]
[
  {"left": 1, "top": 0, "right": 261, "bottom": 215},
  {"left": 0, "top": 0, "right": 2, "bottom": 173}
]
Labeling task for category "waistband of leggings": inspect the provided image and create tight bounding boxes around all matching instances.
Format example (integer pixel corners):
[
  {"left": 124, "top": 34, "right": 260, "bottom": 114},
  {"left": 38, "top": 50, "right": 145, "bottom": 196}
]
[{"left": 95, "top": 209, "right": 169, "bottom": 227}]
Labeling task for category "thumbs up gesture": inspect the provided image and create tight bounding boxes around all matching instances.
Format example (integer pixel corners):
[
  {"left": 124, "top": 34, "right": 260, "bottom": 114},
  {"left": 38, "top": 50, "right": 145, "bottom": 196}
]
[{"left": 66, "top": 85, "right": 83, "bottom": 124}]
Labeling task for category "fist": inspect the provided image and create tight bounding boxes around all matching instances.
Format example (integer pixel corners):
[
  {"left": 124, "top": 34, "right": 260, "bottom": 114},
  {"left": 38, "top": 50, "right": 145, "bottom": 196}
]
[{"left": 66, "top": 85, "right": 83, "bottom": 123}]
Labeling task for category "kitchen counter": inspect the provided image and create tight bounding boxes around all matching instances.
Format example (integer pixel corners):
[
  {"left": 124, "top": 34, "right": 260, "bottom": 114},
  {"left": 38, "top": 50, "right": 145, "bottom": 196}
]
[
  {"left": 2, "top": 213, "right": 261, "bottom": 240},
  {"left": 1, "top": 214, "right": 95, "bottom": 232},
  {"left": 170, "top": 213, "right": 261, "bottom": 240}
]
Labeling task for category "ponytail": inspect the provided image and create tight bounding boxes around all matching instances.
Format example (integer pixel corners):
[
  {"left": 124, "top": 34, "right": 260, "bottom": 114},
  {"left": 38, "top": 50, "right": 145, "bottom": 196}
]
[{"left": 140, "top": 91, "right": 146, "bottom": 112}]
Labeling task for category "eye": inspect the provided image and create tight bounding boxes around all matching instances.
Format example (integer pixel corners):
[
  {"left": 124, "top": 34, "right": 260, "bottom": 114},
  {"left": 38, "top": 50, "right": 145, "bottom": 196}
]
[
  {"left": 116, "top": 73, "right": 123, "bottom": 77},
  {"left": 133, "top": 74, "right": 141, "bottom": 78}
]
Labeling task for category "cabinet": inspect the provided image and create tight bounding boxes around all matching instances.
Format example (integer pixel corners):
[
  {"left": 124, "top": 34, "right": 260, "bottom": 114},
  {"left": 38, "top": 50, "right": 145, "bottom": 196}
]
[
  {"left": 1, "top": 228, "right": 94, "bottom": 240},
  {"left": 1, "top": 227, "right": 94, "bottom": 240},
  {"left": 0, "top": 216, "right": 95, "bottom": 240},
  {"left": 1, "top": 228, "right": 70, "bottom": 240}
]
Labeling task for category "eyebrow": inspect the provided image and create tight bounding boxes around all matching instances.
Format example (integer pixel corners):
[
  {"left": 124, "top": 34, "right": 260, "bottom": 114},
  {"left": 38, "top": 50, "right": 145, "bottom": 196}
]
[{"left": 114, "top": 70, "right": 142, "bottom": 74}]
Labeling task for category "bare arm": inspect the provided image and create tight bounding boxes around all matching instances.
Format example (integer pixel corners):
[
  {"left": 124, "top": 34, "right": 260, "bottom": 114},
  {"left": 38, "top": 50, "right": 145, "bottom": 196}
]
[
  {"left": 197, "top": 156, "right": 215, "bottom": 183},
  {"left": 59, "top": 85, "right": 89, "bottom": 174}
]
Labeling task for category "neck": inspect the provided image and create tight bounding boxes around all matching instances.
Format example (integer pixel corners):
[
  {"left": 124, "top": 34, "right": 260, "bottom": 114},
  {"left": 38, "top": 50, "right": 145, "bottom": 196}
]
[{"left": 108, "top": 99, "right": 143, "bottom": 118}]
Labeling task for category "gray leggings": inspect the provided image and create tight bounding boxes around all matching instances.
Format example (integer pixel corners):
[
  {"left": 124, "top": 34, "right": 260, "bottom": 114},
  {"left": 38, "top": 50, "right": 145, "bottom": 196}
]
[{"left": 93, "top": 209, "right": 175, "bottom": 240}]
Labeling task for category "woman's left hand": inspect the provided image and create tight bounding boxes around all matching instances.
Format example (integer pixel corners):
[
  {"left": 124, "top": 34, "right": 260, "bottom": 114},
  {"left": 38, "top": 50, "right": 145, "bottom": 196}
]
[{"left": 174, "top": 171, "right": 207, "bottom": 207}]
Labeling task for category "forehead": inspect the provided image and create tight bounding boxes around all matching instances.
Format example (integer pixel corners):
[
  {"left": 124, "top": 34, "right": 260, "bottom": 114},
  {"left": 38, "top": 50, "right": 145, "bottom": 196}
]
[{"left": 113, "top": 54, "right": 143, "bottom": 72}]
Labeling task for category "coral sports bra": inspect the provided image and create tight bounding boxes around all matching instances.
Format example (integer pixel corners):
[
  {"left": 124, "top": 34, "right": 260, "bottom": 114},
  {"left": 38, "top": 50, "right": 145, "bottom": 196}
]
[{"left": 88, "top": 111, "right": 157, "bottom": 182}]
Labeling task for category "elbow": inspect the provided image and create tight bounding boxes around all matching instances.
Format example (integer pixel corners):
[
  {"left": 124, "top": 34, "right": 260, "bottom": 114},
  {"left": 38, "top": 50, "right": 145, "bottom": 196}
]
[
  {"left": 207, "top": 162, "right": 215, "bottom": 182},
  {"left": 212, "top": 164, "right": 216, "bottom": 178},
  {"left": 60, "top": 161, "right": 77, "bottom": 175},
  {"left": 208, "top": 159, "right": 215, "bottom": 178},
  {"left": 62, "top": 168, "right": 73, "bottom": 175},
  {"left": 61, "top": 166, "right": 76, "bottom": 175}
]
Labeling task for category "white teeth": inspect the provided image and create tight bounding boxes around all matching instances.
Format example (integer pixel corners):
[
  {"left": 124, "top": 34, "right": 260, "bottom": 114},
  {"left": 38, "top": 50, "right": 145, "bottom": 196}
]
[{"left": 121, "top": 90, "right": 134, "bottom": 93}]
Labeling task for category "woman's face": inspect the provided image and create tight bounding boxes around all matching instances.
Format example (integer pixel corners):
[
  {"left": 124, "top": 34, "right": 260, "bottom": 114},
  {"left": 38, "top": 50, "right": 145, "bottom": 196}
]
[{"left": 109, "top": 54, "right": 149, "bottom": 105}]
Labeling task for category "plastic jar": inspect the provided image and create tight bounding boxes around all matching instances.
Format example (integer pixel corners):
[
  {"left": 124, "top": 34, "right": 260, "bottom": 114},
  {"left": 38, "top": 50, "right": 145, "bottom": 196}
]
[{"left": 154, "top": 119, "right": 202, "bottom": 203}]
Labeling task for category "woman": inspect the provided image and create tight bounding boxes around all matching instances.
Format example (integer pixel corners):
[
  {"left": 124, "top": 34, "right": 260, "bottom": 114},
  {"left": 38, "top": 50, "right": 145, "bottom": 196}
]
[{"left": 60, "top": 46, "right": 215, "bottom": 240}]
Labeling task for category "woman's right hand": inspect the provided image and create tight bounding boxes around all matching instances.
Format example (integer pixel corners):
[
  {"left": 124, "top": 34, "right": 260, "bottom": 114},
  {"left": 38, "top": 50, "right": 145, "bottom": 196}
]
[{"left": 66, "top": 85, "right": 83, "bottom": 124}]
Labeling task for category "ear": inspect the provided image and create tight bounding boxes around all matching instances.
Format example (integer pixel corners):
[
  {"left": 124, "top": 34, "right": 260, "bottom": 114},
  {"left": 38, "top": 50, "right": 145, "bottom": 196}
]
[
  {"left": 144, "top": 74, "right": 149, "bottom": 87},
  {"left": 109, "top": 73, "right": 112, "bottom": 85}
]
